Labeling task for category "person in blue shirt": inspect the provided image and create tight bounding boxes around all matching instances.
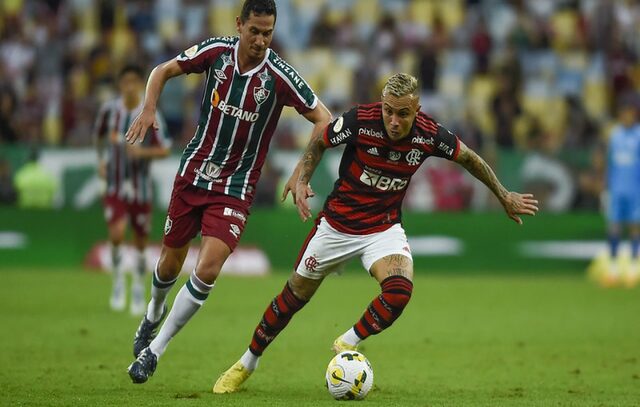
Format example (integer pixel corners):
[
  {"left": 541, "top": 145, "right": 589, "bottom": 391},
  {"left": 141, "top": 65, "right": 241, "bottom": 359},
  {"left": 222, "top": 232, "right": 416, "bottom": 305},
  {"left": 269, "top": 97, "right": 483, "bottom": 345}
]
[{"left": 604, "top": 100, "right": 640, "bottom": 286}]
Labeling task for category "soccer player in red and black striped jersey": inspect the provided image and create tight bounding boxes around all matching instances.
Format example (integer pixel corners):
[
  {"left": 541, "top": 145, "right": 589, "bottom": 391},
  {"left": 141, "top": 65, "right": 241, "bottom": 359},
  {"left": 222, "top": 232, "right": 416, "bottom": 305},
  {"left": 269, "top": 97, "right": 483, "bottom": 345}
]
[
  {"left": 214, "top": 73, "right": 539, "bottom": 393},
  {"left": 95, "top": 65, "right": 171, "bottom": 316},
  {"left": 126, "top": 0, "right": 331, "bottom": 384}
]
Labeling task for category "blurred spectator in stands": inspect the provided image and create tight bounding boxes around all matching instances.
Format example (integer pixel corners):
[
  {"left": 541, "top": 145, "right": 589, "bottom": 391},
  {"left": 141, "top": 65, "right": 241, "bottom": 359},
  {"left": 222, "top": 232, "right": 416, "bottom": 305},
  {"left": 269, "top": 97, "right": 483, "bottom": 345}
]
[
  {"left": 0, "top": 158, "right": 17, "bottom": 205},
  {"left": 606, "top": 36, "right": 637, "bottom": 115},
  {"left": 308, "top": 5, "right": 336, "bottom": 48},
  {"left": 334, "top": 11, "right": 359, "bottom": 50},
  {"left": 14, "top": 149, "right": 58, "bottom": 209},
  {"left": 492, "top": 73, "right": 521, "bottom": 149},
  {"left": 471, "top": 15, "right": 492, "bottom": 75},
  {"left": 417, "top": 38, "right": 439, "bottom": 94},
  {"left": 573, "top": 143, "right": 605, "bottom": 210},
  {"left": 369, "top": 13, "right": 402, "bottom": 75},
  {"left": 0, "top": 82, "right": 19, "bottom": 144},
  {"left": 563, "top": 95, "right": 599, "bottom": 149}
]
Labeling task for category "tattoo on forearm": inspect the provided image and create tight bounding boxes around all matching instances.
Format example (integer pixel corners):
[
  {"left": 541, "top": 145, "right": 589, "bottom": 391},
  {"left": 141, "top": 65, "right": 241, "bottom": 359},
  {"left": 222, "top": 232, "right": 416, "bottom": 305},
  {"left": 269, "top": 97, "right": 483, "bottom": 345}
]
[
  {"left": 459, "top": 149, "right": 507, "bottom": 201},
  {"left": 298, "top": 132, "right": 325, "bottom": 184}
]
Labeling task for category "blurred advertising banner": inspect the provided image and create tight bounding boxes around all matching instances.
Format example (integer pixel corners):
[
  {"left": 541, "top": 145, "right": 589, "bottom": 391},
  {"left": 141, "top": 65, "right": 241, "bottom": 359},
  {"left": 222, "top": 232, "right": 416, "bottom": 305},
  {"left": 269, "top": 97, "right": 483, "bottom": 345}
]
[{"left": 2, "top": 147, "right": 594, "bottom": 213}]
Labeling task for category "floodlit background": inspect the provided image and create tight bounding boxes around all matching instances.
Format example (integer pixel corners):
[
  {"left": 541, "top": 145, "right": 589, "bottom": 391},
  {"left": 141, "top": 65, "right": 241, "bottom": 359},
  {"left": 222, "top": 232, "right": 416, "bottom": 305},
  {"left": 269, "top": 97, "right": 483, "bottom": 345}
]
[{"left": 1, "top": 1, "right": 639, "bottom": 406}]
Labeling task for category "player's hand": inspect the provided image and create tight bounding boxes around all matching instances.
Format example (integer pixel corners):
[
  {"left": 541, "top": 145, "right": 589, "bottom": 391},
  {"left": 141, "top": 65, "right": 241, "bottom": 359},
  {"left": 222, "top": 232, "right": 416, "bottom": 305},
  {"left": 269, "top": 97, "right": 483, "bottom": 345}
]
[
  {"left": 295, "top": 181, "right": 315, "bottom": 222},
  {"left": 281, "top": 172, "right": 297, "bottom": 203},
  {"left": 502, "top": 192, "right": 539, "bottom": 224},
  {"left": 97, "top": 160, "right": 107, "bottom": 179},
  {"left": 125, "top": 107, "right": 158, "bottom": 144},
  {"left": 125, "top": 143, "right": 144, "bottom": 159}
]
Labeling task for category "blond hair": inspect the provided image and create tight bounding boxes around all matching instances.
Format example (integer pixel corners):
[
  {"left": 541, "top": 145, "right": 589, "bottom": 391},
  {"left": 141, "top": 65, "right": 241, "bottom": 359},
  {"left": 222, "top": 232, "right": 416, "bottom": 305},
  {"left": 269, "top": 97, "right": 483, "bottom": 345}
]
[{"left": 382, "top": 73, "right": 418, "bottom": 98}]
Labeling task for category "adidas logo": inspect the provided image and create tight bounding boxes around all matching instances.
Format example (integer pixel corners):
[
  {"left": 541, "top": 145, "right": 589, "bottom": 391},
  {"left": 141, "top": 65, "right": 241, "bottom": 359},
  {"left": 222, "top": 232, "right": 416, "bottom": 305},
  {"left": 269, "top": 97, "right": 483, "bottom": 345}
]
[{"left": 366, "top": 147, "right": 380, "bottom": 156}]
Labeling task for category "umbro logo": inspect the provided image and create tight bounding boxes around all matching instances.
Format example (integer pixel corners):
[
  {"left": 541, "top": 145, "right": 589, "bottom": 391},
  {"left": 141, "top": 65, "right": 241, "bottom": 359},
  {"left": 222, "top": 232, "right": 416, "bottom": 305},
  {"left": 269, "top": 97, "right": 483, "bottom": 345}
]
[{"left": 366, "top": 147, "right": 380, "bottom": 156}]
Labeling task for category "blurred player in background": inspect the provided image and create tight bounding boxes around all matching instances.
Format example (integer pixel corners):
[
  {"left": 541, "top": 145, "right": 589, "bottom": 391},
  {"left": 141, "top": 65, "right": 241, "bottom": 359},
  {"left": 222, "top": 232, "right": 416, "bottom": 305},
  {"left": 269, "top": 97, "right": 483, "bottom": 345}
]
[
  {"left": 602, "top": 100, "right": 640, "bottom": 287},
  {"left": 125, "top": 0, "right": 331, "bottom": 384},
  {"left": 95, "top": 65, "right": 171, "bottom": 315},
  {"left": 214, "top": 73, "right": 539, "bottom": 393}
]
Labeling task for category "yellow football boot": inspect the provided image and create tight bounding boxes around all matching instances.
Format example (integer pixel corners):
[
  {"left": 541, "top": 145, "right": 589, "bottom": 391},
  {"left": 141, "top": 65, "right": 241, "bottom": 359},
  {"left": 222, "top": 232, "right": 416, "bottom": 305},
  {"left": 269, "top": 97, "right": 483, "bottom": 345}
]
[
  {"left": 213, "top": 361, "right": 252, "bottom": 394},
  {"left": 331, "top": 335, "right": 358, "bottom": 354}
]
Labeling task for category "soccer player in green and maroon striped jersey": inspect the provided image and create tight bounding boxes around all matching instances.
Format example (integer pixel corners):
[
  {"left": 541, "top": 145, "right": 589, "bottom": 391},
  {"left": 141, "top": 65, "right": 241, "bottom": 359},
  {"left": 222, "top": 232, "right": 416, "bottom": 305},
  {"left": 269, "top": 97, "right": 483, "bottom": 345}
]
[
  {"left": 126, "top": 0, "right": 331, "bottom": 385},
  {"left": 95, "top": 65, "right": 171, "bottom": 316}
]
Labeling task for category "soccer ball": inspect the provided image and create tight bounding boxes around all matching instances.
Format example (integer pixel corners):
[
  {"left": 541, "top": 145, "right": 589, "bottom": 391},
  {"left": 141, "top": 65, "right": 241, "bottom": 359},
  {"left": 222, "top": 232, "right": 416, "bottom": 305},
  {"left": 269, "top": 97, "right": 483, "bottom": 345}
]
[{"left": 325, "top": 351, "right": 374, "bottom": 400}]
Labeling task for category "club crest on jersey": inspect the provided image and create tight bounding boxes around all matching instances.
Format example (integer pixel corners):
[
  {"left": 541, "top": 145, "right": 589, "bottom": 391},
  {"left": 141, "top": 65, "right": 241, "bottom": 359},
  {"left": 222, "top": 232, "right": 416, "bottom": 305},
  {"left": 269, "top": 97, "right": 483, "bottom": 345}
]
[
  {"left": 253, "top": 87, "right": 270, "bottom": 105},
  {"left": 388, "top": 151, "right": 401, "bottom": 161},
  {"left": 406, "top": 149, "right": 423, "bottom": 166},
  {"left": 254, "top": 69, "right": 272, "bottom": 105}
]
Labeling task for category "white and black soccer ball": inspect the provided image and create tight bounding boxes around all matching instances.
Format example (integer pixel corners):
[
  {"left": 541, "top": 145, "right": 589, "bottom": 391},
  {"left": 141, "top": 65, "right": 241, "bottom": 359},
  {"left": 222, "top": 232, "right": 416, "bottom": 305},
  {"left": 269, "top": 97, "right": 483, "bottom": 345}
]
[{"left": 325, "top": 351, "right": 374, "bottom": 400}]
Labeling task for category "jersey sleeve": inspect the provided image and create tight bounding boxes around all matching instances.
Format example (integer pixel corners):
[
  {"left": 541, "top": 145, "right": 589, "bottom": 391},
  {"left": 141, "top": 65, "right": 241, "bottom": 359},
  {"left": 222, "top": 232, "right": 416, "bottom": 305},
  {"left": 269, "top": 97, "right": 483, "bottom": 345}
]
[
  {"left": 323, "top": 107, "right": 358, "bottom": 147},
  {"left": 276, "top": 68, "right": 318, "bottom": 114},
  {"left": 431, "top": 124, "right": 461, "bottom": 160},
  {"left": 176, "top": 37, "right": 233, "bottom": 74}
]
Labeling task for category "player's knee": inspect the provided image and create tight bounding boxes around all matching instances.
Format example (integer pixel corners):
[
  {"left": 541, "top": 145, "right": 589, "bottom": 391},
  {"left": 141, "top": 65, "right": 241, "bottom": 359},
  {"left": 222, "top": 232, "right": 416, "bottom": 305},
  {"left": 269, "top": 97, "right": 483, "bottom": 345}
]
[{"left": 288, "top": 273, "right": 321, "bottom": 301}]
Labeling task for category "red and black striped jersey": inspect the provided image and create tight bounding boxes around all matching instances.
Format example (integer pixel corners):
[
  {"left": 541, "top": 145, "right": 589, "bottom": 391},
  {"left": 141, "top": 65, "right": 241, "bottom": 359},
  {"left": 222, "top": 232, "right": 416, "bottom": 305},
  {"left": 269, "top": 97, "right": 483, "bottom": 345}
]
[
  {"left": 94, "top": 97, "right": 171, "bottom": 203},
  {"left": 175, "top": 36, "right": 317, "bottom": 203},
  {"left": 321, "top": 102, "right": 460, "bottom": 234}
]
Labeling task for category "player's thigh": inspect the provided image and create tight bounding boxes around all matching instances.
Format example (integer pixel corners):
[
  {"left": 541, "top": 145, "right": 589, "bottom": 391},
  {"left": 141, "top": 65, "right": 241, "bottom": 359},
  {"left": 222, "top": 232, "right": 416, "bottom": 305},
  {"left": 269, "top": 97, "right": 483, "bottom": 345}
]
[
  {"left": 294, "top": 218, "right": 366, "bottom": 280},
  {"left": 107, "top": 217, "right": 127, "bottom": 245},
  {"left": 362, "top": 224, "right": 414, "bottom": 283},
  {"left": 194, "top": 236, "right": 232, "bottom": 284}
]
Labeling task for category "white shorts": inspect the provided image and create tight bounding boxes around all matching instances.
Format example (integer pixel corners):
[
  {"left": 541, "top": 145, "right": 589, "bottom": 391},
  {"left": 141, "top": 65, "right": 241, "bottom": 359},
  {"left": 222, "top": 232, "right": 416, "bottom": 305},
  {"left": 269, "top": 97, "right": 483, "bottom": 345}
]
[{"left": 294, "top": 217, "right": 413, "bottom": 280}]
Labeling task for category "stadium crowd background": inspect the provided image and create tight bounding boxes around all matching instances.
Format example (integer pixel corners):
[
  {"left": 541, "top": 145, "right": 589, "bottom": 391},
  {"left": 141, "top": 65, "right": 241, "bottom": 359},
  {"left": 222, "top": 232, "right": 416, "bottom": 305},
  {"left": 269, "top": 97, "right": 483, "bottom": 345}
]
[{"left": 1, "top": 0, "right": 639, "bottom": 211}]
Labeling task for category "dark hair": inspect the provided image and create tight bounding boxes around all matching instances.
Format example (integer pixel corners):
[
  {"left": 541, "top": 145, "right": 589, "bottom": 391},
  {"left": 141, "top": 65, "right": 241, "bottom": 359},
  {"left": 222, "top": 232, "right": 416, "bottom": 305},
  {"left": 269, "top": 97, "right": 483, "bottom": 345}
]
[
  {"left": 240, "top": 0, "right": 277, "bottom": 23},
  {"left": 118, "top": 64, "right": 145, "bottom": 80}
]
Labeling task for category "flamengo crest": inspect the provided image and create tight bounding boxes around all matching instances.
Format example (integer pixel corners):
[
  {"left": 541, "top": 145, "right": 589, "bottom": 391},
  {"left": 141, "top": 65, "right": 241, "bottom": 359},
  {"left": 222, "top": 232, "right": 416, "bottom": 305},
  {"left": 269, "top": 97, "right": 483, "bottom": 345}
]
[{"left": 254, "top": 69, "right": 272, "bottom": 105}]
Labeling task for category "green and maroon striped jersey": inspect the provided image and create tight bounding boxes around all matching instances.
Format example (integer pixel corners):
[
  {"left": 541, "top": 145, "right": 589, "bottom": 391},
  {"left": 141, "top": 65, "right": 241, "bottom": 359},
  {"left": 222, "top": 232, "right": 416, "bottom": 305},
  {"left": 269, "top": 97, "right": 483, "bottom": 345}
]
[
  {"left": 176, "top": 36, "right": 317, "bottom": 203},
  {"left": 94, "top": 97, "right": 171, "bottom": 204}
]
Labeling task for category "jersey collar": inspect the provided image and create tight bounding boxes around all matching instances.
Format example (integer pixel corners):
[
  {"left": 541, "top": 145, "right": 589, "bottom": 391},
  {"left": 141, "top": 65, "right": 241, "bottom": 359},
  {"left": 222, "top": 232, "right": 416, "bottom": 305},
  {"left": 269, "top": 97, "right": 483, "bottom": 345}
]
[{"left": 233, "top": 41, "right": 271, "bottom": 77}]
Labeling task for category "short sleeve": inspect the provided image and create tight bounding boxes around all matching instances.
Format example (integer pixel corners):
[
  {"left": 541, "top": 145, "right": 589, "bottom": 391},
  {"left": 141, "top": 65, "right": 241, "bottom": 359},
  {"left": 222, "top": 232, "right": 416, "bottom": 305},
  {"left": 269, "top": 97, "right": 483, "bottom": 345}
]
[
  {"left": 176, "top": 37, "right": 234, "bottom": 74},
  {"left": 432, "top": 124, "right": 460, "bottom": 160},
  {"left": 323, "top": 107, "right": 358, "bottom": 147}
]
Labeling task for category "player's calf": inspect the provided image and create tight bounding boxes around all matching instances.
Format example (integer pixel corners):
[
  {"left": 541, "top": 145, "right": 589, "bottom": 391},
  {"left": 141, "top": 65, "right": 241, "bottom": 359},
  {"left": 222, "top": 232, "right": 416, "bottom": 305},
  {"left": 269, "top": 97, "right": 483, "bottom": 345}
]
[{"left": 350, "top": 275, "right": 414, "bottom": 344}]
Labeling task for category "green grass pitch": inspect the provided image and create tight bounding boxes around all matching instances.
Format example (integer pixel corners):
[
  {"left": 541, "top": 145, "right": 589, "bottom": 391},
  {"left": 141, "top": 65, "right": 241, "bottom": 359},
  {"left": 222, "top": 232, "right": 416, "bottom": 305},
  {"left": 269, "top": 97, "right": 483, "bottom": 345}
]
[{"left": 1, "top": 269, "right": 639, "bottom": 406}]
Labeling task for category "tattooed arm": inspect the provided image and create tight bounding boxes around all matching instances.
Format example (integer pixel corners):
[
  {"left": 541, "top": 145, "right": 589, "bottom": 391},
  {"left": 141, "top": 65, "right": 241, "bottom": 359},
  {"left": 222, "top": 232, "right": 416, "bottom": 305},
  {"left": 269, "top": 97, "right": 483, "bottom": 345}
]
[
  {"left": 293, "top": 128, "right": 329, "bottom": 221},
  {"left": 455, "top": 141, "right": 539, "bottom": 224}
]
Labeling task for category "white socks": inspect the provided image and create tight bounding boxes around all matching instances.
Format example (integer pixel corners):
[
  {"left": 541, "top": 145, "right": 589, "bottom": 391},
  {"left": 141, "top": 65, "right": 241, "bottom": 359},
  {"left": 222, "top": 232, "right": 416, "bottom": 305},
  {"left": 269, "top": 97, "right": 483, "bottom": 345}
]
[
  {"left": 146, "top": 261, "right": 178, "bottom": 322},
  {"left": 240, "top": 349, "right": 260, "bottom": 371},
  {"left": 149, "top": 271, "right": 214, "bottom": 357},
  {"left": 341, "top": 328, "right": 362, "bottom": 347}
]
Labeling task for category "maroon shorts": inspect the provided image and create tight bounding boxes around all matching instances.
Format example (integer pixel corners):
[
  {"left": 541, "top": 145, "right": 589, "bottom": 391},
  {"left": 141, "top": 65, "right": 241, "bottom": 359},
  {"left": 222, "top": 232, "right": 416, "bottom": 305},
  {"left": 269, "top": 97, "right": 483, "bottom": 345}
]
[
  {"left": 103, "top": 195, "right": 152, "bottom": 238},
  {"left": 162, "top": 175, "right": 250, "bottom": 251}
]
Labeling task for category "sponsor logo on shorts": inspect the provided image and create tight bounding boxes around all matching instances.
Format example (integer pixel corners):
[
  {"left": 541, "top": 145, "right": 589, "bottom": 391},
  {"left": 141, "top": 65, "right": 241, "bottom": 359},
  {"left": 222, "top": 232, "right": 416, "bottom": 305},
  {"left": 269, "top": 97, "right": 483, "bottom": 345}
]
[
  {"left": 223, "top": 207, "right": 247, "bottom": 224},
  {"left": 304, "top": 255, "right": 319, "bottom": 273},
  {"left": 229, "top": 224, "right": 241, "bottom": 239},
  {"left": 164, "top": 217, "right": 172, "bottom": 235}
]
